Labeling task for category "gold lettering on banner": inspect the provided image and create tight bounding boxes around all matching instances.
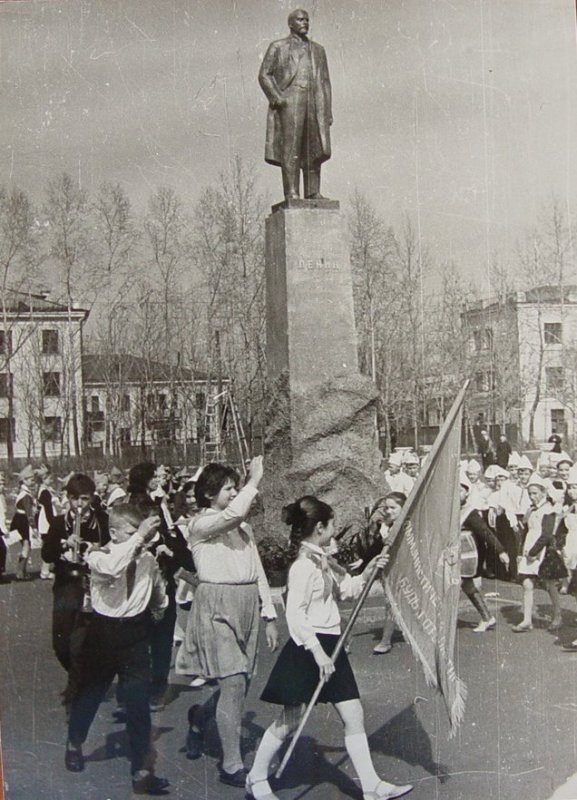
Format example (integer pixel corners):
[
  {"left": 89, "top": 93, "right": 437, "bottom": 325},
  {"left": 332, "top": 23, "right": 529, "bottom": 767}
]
[{"left": 296, "top": 257, "right": 341, "bottom": 271}]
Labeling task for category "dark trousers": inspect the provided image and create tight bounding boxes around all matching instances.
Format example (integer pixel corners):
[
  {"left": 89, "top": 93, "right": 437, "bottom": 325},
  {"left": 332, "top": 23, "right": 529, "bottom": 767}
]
[
  {"left": 149, "top": 591, "right": 177, "bottom": 700},
  {"left": 68, "top": 611, "right": 152, "bottom": 774},
  {"left": 52, "top": 579, "right": 87, "bottom": 671},
  {"left": 52, "top": 579, "right": 93, "bottom": 704}
]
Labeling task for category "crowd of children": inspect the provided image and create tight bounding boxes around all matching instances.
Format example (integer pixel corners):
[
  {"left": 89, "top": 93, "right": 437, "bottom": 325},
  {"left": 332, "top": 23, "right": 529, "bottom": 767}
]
[{"left": 1, "top": 442, "right": 576, "bottom": 797}]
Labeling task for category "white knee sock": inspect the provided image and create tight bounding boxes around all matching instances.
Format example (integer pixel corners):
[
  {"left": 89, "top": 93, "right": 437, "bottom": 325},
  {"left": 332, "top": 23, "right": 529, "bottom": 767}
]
[
  {"left": 250, "top": 728, "right": 285, "bottom": 781},
  {"left": 345, "top": 733, "right": 381, "bottom": 793}
]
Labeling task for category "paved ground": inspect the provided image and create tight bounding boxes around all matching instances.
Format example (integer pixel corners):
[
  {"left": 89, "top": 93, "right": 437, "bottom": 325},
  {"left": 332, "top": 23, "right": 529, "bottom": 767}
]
[{"left": 2, "top": 547, "right": 577, "bottom": 800}]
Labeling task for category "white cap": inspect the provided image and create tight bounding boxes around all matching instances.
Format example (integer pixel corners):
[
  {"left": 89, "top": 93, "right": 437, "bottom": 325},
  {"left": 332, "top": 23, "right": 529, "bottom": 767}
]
[
  {"left": 466, "top": 459, "right": 482, "bottom": 474},
  {"left": 403, "top": 451, "right": 419, "bottom": 465},
  {"left": 508, "top": 451, "right": 521, "bottom": 468},
  {"left": 537, "top": 452, "right": 552, "bottom": 468},
  {"left": 388, "top": 451, "right": 403, "bottom": 467},
  {"left": 517, "top": 455, "right": 533, "bottom": 471},
  {"left": 483, "top": 465, "right": 500, "bottom": 480},
  {"left": 494, "top": 467, "right": 510, "bottom": 479},
  {"left": 555, "top": 451, "right": 573, "bottom": 467},
  {"left": 527, "top": 472, "right": 548, "bottom": 490}
]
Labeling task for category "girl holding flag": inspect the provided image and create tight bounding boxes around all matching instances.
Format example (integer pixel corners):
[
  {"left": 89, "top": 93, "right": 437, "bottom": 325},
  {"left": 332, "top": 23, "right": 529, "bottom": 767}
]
[{"left": 246, "top": 495, "right": 413, "bottom": 800}]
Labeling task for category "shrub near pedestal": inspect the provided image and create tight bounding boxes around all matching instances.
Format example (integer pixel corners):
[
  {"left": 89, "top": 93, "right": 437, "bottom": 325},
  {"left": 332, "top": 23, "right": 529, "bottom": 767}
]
[{"left": 257, "top": 535, "right": 291, "bottom": 587}]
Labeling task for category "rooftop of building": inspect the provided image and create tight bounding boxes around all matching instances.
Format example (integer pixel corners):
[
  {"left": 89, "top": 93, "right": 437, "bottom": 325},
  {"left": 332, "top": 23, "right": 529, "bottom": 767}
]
[
  {"left": 82, "top": 353, "right": 212, "bottom": 385},
  {"left": 463, "top": 284, "right": 577, "bottom": 314},
  {"left": 2, "top": 288, "right": 89, "bottom": 315}
]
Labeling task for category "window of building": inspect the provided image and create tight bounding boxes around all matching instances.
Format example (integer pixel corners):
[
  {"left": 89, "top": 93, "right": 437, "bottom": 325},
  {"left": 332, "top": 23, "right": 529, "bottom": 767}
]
[
  {"left": 470, "top": 328, "right": 493, "bottom": 352},
  {"left": 43, "top": 416, "right": 62, "bottom": 441},
  {"left": 120, "top": 427, "right": 131, "bottom": 444},
  {"left": 546, "top": 366, "right": 564, "bottom": 392},
  {"left": 475, "top": 371, "right": 495, "bottom": 393},
  {"left": 0, "top": 373, "right": 12, "bottom": 398},
  {"left": 43, "top": 372, "right": 61, "bottom": 397},
  {"left": 42, "top": 329, "right": 59, "bottom": 354},
  {"left": 0, "top": 330, "right": 12, "bottom": 355},
  {"left": 551, "top": 409, "right": 566, "bottom": 435},
  {"left": 91, "top": 395, "right": 100, "bottom": 414},
  {"left": 157, "top": 393, "right": 167, "bottom": 412},
  {"left": 544, "top": 322, "right": 562, "bottom": 346},
  {"left": 122, "top": 394, "right": 131, "bottom": 412},
  {"left": 0, "top": 418, "right": 15, "bottom": 442}
]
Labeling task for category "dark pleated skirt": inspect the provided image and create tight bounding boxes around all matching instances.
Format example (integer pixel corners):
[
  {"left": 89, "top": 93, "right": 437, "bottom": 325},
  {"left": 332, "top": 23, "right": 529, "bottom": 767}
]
[
  {"left": 260, "top": 633, "right": 360, "bottom": 706},
  {"left": 539, "top": 548, "right": 569, "bottom": 580}
]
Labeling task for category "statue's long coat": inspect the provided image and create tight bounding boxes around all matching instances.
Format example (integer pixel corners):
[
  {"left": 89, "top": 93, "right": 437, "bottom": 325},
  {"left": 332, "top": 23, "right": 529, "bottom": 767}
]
[{"left": 259, "top": 35, "right": 332, "bottom": 167}]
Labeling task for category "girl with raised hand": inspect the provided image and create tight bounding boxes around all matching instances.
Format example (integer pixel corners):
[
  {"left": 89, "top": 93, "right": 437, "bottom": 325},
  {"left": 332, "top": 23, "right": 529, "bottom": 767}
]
[{"left": 246, "top": 495, "right": 413, "bottom": 800}]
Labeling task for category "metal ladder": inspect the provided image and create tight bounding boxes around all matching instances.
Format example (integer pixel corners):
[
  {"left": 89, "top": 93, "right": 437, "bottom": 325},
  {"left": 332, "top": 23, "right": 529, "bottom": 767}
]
[{"left": 200, "top": 388, "right": 251, "bottom": 474}]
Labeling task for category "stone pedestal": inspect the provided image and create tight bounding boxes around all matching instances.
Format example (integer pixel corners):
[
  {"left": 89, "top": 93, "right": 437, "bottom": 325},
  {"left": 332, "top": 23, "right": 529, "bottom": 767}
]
[{"left": 263, "top": 200, "right": 388, "bottom": 538}]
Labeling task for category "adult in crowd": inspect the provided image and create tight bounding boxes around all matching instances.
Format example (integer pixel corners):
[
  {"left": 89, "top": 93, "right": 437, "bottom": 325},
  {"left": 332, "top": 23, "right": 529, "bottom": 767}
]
[
  {"left": 496, "top": 434, "right": 512, "bottom": 470},
  {"left": 184, "top": 456, "right": 278, "bottom": 788},
  {"left": 478, "top": 429, "right": 496, "bottom": 471}
]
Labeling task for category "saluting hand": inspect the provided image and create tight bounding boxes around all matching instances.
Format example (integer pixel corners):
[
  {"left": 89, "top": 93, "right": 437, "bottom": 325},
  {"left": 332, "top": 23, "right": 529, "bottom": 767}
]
[
  {"left": 247, "top": 456, "right": 264, "bottom": 488},
  {"left": 138, "top": 515, "right": 161, "bottom": 543}
]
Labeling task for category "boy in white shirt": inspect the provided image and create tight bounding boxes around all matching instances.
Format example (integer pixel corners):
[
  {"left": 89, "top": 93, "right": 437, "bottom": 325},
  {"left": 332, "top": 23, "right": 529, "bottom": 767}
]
[{"left": 65, "top": 505, "right": 169, "bottom": 796}]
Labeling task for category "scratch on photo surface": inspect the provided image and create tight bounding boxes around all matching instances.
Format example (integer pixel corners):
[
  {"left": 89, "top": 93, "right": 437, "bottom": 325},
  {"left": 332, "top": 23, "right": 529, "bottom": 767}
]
[
  {"left": 124, "top": 16, "right": 155, "bottom": 42},
  {"left": 510, "top": 767, "right": 546, "bottom": 778}
]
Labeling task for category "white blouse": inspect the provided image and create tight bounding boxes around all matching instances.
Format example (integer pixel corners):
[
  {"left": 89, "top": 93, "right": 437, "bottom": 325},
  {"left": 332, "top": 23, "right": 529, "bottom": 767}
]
[
  {"left": 187, "top": 484, "right": 276, "bottom": 620},
  {"left": 286, "top": 541, "right": 366, "bottom": 650}
]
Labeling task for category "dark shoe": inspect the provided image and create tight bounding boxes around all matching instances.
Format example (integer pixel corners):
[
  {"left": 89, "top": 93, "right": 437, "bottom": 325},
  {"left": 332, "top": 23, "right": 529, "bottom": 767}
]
[
  {"left": 219, "top": 767, "right": 247, "bottom": 788},
  {"left": 65, "top": 745, "right": 84, "bottom": 772},
  {"left": 185, "top": 704, "right": 203, "bottom": 760},
  {"left": 563, "top": 641, "right": 577, "bottom": 652},
  {"left": 132, "top": 773, "right": 170, "bottom": 795}
]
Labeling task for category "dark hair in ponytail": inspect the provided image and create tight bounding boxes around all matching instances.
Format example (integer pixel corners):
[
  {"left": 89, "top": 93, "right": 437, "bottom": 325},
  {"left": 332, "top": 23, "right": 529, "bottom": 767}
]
[{"left": 282, "top": 495, "right": 334, "bottom": 560}]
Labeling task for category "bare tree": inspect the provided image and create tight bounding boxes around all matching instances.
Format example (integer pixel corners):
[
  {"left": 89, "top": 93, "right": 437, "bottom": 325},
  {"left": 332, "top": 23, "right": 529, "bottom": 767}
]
[
  {"left": 43, "top": 173, "right": 94, "bottom": 455},
  {"left": 191, "top": 156, "right": 268, "bottom": 449},
  {"left": 0, "top": 186, "right": 39, "bottom": 460}
]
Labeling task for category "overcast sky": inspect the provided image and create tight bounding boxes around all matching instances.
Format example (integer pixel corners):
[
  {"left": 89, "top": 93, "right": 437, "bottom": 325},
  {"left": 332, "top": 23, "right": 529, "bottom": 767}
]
[{"left": 1, "top": 0, "right": 576, "bottom": 291}]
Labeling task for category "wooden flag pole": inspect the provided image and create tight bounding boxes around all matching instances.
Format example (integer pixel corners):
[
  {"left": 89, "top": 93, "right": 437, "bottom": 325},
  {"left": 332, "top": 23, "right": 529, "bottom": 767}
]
[{"left": 275, "top": 380, "right": 469, "bottom": 779}]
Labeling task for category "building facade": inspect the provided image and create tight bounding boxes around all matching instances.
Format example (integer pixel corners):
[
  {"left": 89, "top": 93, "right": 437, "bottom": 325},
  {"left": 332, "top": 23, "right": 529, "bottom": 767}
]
[
  {"left": 0, "top": 291, "right": 88, "bottom": 460},
  {"left": 0, "top": 290, "right": 224, "bottom": 462},
  {"left": 462, "top": 285, "right": 577, "bottom": 447},
  {"left": 82, "top": 353, "right": 221, "bottom": 456}
]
